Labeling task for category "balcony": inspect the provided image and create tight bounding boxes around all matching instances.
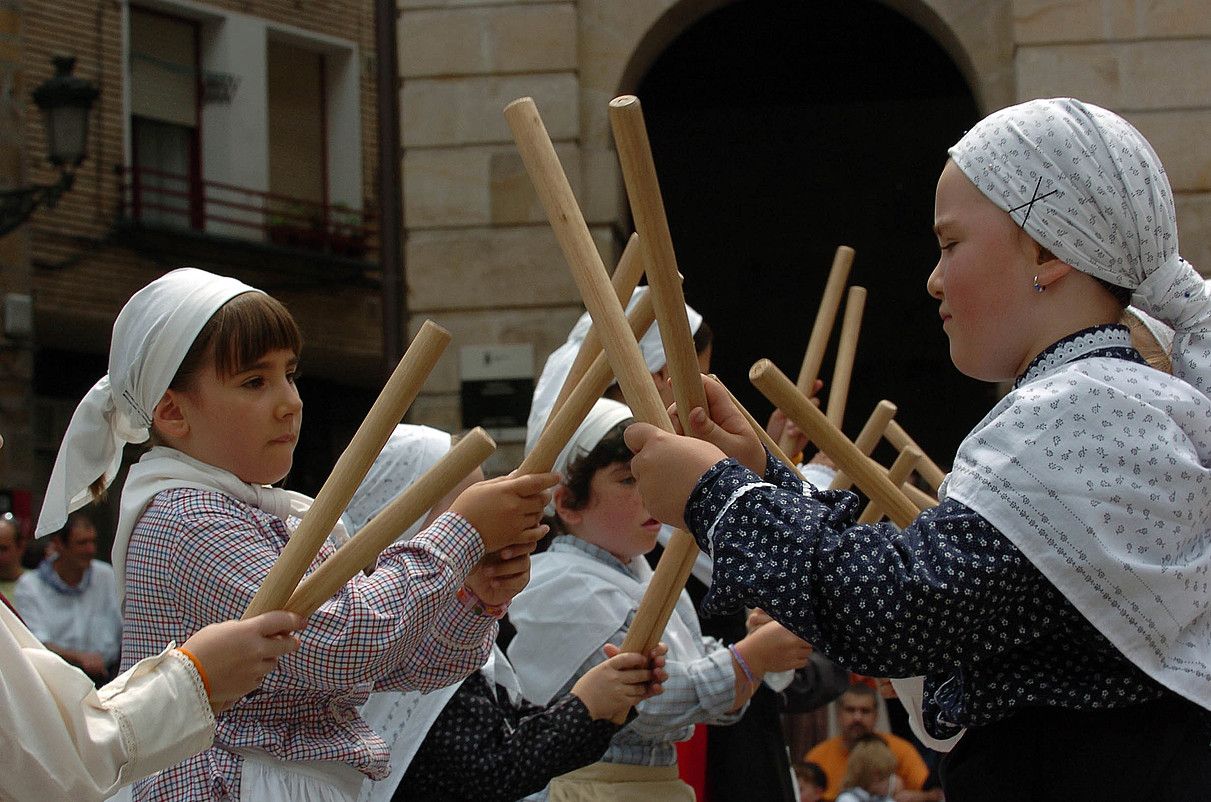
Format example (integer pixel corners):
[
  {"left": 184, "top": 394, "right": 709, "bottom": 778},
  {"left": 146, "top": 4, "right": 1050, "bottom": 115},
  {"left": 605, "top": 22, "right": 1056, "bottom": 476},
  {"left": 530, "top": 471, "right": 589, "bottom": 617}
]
[{"left": 114, "top": 165, "right": 378, "bottom": 282}]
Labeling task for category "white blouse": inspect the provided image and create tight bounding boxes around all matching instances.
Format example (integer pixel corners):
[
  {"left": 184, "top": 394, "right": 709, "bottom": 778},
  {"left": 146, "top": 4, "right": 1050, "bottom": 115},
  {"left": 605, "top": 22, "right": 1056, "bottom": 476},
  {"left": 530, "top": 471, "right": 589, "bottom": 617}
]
[{"left": 0, "top": 600, "right": 214, "bottom": 800}]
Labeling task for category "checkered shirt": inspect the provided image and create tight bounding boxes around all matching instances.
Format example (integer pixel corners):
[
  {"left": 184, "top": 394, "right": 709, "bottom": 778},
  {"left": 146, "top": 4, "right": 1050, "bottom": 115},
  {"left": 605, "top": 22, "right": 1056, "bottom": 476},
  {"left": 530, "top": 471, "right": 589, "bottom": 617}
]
[{"left": 121, "top": 488, "right": 494, "bottom": 800}]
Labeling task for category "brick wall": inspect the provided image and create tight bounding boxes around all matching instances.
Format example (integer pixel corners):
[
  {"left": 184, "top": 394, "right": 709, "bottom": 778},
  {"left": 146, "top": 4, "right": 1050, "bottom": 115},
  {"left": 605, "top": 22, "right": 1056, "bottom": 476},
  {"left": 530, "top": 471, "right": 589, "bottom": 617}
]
[{"left": 20, "top": 0, "right": 384, "bottom": 369}]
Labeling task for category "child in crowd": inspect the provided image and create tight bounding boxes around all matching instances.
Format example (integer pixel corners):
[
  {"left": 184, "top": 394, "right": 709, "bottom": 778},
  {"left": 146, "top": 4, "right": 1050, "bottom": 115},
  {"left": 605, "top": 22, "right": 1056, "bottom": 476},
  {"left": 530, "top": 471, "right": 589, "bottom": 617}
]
[
  {"left": 835, "top": 735, "right": 897, "bottom": 802},
  {"left": 795, "top": 761, "right": 828, "bottom": 802},
  {"left": 509, "top": 399, "right": 814, "bottom": 800},
  {"left": 37, "top": 268, "right": 558, "bottom": 800},
  {"left": 341, "top": 424, "right": 668, "bottom": 802},
  {"left": 623, "top": 99, "right": 1211, "bottom": 800}
]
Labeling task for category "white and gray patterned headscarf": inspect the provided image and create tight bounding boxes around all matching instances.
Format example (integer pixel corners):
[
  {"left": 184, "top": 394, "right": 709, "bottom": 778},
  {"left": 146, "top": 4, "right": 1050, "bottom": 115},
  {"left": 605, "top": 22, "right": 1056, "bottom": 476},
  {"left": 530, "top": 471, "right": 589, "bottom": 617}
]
[{"left": 950, "top": 98, "right": 1210, "bottom": 396}]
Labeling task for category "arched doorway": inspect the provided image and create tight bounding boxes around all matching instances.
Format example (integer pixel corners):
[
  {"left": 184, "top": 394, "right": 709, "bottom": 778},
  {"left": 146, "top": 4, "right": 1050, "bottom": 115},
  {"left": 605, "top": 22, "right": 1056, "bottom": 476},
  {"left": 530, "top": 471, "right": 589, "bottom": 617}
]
[{"left": 631, "top": 0, "right": 993, "bottom": 467}]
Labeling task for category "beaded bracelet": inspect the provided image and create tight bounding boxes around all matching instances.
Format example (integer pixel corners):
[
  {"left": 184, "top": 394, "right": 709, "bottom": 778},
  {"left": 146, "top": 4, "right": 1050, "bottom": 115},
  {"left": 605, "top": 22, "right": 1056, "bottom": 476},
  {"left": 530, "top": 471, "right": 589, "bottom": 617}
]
[
  {"left": 457, "top": 586, "right": 509, "bottom": 620},
  {"left": 728, "top": 644, "right": 756, "bottom": 686}
]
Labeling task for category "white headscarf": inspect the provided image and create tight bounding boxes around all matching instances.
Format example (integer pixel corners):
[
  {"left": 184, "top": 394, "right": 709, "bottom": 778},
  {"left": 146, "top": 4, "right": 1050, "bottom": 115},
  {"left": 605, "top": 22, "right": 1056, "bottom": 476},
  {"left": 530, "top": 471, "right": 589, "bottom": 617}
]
[
  {"left": 37, "top": 268, "right": 261, "bottom": 537},
  {"left": 948, "top": 98, "right": 1210, "bottom": 396},
  {"left": 341, "top": 425, "right": 453, "bottom": 539},
  {"left": 931, "top": 99, "right": 1211, "bottom": 733},
  {"left": 525, "top": 287, "right": 703, "bottom": 455},
  {"left": 551, "top": 399, "right": 634, "bottom": 481}
]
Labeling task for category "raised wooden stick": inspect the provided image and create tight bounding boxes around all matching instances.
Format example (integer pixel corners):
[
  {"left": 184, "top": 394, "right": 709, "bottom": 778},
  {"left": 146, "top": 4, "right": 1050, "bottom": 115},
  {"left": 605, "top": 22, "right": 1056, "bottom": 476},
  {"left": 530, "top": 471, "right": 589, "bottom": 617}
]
[
  {"left": 712, "top": 374, "right": 804, "bottom": 480},
  {"left": 830, "top": 400, "right": 897, "bottom": 491},
  {"left": 545, "top": 233, "right": 646, "bottom": 427},
  {"left": 857, "top": 446, "right": 922, "bottom": 524},
  {"left": 884, "top": 420, "right": 947, "bottom": 492},
  {"left": 520, "top": 293, "right": 657, "bottom": 476},
  {"left": 284, "top": 429, "right": 496, "bottom": 617},
  {"left": 902, "top": 481, "right": 940, "bottom": 510},
  {"left": 750, "top": 359, "right": 920, "bottom": 528},
  {"left": 825, "top": 285, "right": 867, "bottom": 429},
  {"left": 244, "top": 321, "right": 450, "bottom": 618},
  {"left": 609, "top": 94, "right": 709, "bottom": 657},
  {"left": 780, "top": 245, "right": 854, "bottom": 454},
  {"left": 504, "top": 97, "right": 696, "bottom": 678}
]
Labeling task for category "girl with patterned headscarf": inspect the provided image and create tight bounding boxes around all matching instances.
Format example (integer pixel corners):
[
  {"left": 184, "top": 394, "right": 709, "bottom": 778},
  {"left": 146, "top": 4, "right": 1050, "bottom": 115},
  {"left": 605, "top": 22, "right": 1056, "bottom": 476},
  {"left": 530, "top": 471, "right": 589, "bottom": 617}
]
[{"left": 621, "top": 99, "right": 1211, "bottom": 800}]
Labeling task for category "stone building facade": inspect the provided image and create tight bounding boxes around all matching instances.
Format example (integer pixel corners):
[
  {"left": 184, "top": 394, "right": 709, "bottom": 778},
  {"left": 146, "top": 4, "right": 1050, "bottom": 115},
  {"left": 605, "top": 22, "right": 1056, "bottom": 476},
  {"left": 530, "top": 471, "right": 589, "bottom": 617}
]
[{"left": 1, "top": 0, "right": 1209, "bottom": 528}]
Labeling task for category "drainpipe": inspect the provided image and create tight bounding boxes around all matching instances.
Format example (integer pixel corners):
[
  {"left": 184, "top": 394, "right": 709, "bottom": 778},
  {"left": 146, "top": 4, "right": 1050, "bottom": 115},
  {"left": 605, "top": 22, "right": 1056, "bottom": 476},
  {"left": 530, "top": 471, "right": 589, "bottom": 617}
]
[{"left": 375, "top": 0, "right": 405, "bottom": 374}]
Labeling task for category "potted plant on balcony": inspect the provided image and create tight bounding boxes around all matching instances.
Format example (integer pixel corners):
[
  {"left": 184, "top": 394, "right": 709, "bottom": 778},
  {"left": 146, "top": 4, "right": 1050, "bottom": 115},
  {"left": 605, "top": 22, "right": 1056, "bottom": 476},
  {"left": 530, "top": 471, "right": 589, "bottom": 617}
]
[
  {"left": 265, "top": 200, "right": 326, "bottom": 251},
  {"left": 328, "top": 202, "right": 367, "bottom": 259}
]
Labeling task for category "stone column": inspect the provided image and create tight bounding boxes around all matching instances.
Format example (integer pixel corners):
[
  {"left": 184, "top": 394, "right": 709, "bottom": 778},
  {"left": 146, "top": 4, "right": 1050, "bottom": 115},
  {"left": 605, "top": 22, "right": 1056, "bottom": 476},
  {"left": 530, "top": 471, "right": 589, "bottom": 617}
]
[{"left": 398, "top": 0, "right": 617, "bottom": 471}]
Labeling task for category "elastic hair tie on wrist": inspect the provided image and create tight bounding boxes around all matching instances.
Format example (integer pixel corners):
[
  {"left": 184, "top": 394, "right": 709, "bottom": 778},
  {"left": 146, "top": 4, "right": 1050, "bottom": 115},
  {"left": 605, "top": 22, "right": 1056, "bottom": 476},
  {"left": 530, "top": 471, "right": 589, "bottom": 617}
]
[
  {"left": 728, "top": 644, "right": 756, "bottom": 686},
  {"left": 177, "top": 646, "right": 213, "bottom": 698}
]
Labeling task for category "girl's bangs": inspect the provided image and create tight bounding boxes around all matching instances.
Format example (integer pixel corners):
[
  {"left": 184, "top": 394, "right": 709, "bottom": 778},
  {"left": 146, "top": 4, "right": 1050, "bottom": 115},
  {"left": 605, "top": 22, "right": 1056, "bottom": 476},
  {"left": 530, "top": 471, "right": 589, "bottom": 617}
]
[{"left": 209, "top": 291, "right": 302, "bottom": 376}]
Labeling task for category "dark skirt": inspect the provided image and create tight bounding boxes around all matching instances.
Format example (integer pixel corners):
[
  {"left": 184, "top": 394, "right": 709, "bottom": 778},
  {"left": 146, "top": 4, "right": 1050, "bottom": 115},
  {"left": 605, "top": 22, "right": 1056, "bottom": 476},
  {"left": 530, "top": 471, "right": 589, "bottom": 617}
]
[{"left": 940, "top": 694, "right": 1211, "bottom": 801}]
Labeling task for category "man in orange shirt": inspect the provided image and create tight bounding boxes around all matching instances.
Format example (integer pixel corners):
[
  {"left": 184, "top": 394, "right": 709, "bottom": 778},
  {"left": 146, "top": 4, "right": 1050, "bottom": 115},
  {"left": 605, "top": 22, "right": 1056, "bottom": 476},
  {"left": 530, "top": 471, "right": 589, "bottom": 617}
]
[{"left": 804, "top": 684, "right": 942, "bottom": 801}]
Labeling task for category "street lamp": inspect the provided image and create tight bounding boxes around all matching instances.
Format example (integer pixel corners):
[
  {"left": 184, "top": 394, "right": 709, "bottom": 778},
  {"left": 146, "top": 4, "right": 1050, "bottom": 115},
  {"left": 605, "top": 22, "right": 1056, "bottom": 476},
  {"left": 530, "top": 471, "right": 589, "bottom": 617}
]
[{"left": 0, "top": 55, "right": 99, "bottom": 237}]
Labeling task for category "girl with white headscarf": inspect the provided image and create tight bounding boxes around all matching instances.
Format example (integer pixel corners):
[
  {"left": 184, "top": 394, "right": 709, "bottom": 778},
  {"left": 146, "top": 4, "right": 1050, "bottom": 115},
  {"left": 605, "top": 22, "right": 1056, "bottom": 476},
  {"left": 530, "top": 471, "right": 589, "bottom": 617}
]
[
  {"left": 621, "top": 99, "right": 1211, "bottom": 801},
  {"left": 347, "top": 425, "right": 666, "bottom": 802},
  {"left": 36, "top": 268, "right": 556, "bottom": 801}
]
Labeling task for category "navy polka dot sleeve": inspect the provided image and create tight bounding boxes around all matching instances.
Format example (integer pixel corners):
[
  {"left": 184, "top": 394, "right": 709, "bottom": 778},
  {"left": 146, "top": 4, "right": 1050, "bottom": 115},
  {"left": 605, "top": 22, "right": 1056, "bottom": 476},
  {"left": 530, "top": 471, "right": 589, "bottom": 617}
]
[{"left": 684, "top": 455, "right": 1162, "bottom": 735}]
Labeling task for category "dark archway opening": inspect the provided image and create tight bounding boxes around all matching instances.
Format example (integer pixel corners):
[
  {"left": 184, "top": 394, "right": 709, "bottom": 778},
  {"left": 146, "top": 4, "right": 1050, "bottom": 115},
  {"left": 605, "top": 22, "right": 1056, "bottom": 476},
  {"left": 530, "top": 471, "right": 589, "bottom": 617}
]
[{"left": 635, "top": 0, "right": 992, "bottom": 469}]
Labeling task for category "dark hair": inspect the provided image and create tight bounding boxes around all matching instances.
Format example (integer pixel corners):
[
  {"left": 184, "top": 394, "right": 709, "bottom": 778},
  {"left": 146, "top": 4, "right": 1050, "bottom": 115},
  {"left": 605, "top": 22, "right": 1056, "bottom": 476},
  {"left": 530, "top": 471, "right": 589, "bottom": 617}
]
[
  {"left": 546, "top": 420, "right": 633, "bottom": 536},
  {"left": 171, "top": 291, "right": 302, "bottom": 389},
  {"left": 841, "top": 682, "right": 878, "bottom": 703},
  {"left": 692, "top": 319, "right": 713, "bottom": 355},
  {"left": 795, "top": 762, "right": 827, "bottom": 789},
  {"left": 1095, "top": 277, "right": 1133, "bottom": 308},
  {"left": 52, "top": 511, "right": 95, "bottom": 544}
]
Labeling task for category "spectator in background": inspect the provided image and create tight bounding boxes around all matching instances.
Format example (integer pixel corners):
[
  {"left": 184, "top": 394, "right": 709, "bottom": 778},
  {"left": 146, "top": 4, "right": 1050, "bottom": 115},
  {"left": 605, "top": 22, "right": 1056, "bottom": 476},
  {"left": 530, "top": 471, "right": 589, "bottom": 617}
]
[
  {"left": 13, "top": 511, "right": 122, "bottom": 683},
  {"left": 804, "top": 684, "right": 940, "bottom": 802},
  {"left": 0, "top": 514, "right": 25, "bottom": 599}
]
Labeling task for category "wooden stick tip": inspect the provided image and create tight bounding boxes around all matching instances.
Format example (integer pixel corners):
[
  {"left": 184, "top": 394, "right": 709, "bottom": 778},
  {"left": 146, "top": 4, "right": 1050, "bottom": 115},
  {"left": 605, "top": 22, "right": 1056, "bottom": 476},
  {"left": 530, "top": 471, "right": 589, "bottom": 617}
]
[
  {"left": 503, "top": 96, "right": 535, "bottom": 113},
  {"left": 877, "top": 399, "right": 898, "bottom": 415},
  {"left": 609, "top": 94, "right": 640, "bottom": 108},
  {"left": 417, "top": 318, "right": 451, "bottom": 338},
  {"left": 837, "top": 245, "right": 856, "bottom": 257},
  {"left": 749, "top": 358, "right": 774, "bottom": 381}
]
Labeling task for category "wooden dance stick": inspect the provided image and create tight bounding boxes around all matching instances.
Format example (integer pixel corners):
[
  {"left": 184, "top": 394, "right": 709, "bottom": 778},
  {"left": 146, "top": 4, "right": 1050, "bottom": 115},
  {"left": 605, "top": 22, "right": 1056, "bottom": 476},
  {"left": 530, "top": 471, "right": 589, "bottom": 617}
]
[
  {"left": 504, "top": 97, "right": 696, "bottom": 668},
  {"left": 545, "top": 233, "right": 646, "bottom": 427},
  {"left": 829, "top": 400, "right": 897, "bottom": 491},
  {"left": 609, "top": 95, "right": 709, "bottom": 424},
  {"left": 750, "top": 359, "right": 920, "bottom": 528},
  {"left": 244, "top": 321, "right": 450, "bottom": 618},
  {"left": 857, "top": 446, "right": 922, "bottom": 525},
  {"left": 710, "top": 374, "right": 805, "bottom": 480},
  {"left": 825, "top": 285, "right": 867, "bottom": 429},
  {"left": 902, "top": 481, "right": 940, "bottom": 510},
  {"left": 520, "top": 293, "right": 658, "bottom": 476},
  {"left": 884, "top": 420, "right": 947, "bottom": 492},
  {"left": 610, "top": 94, "right": 712, "bottom": 656},
  {"left": 779, "top": 245, "right": 854, "bottom": 454},
  {"left": 284, "top": 429, "right": 496, "bottom": 618}
]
